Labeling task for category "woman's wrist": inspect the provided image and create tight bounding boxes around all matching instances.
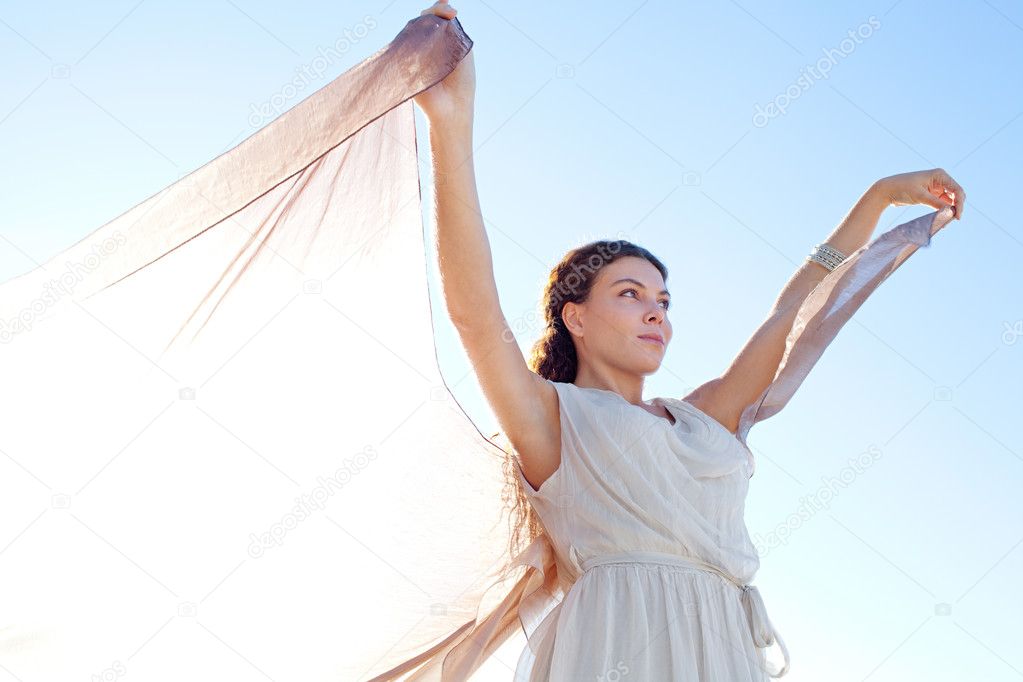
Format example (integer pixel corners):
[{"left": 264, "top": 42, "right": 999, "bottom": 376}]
[
  {"left": 427, "top": 111, "right": 474, "bottom": 146},
  {"left": 868, "top": 177, "right": 892, "bottom": 209}
]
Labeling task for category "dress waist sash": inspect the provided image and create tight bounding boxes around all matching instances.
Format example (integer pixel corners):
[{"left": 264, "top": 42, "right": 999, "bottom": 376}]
[{"left": 580, "top": 550, "right": 790, "bottom": 678}]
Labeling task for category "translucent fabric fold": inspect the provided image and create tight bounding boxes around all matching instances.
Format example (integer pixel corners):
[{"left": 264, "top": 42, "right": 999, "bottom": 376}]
[
  {"left": 0, "top": 8, "right": 956, "bottom": 680},
  {"left": 736, "top": 205, "right": 956, "bottom": 446}
]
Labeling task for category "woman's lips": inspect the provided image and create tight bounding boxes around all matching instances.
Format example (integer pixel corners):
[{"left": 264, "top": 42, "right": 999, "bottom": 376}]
[{"left": 638, "top": 335, "right": 664, "bottom": 347}]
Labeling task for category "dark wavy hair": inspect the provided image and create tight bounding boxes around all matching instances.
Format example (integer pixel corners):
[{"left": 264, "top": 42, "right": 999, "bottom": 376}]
[{"left": 493, "top": 239, "right": 668, "bottom": 570}]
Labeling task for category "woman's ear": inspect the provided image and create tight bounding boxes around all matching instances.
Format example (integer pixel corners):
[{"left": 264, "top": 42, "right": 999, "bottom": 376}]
[{"left": 561, "top": 302, "right": 582, "bottom": 337}]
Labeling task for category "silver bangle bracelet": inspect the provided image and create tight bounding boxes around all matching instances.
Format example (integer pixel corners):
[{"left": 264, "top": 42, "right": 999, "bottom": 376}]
[{"left": 806, "top": 243, "right": 847, "bottom": 272}]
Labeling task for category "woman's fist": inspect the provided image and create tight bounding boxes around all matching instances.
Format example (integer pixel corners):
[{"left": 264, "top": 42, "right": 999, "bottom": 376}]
[
  {"left": 412, "top": 1, "right": 475, "bottom": 125},
  {"left": 420, "top": 0, "right": 456, "bottom": 19},
  {"left": 877, "top": 168, "right": 967, "bottom": 220}
]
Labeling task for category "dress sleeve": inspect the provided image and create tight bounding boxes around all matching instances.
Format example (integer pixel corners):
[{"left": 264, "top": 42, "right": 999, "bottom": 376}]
[{"left": 736, "top": 206, "right": 957, "bottom": 446}]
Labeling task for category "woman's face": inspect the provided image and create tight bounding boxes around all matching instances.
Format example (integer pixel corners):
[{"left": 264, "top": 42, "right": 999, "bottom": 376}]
[{"left": 562, "top": 256, "right": 672, "bottom": 375}]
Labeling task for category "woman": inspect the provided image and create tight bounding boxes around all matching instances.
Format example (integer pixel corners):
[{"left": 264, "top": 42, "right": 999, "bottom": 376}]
[{"left": 412, "top": 2, "right": 966, "bottom": 679}]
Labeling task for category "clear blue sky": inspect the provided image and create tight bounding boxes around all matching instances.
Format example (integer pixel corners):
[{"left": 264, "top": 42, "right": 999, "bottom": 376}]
[{"left": 2, "top": 1, "right": 1021, "bottom": 680}]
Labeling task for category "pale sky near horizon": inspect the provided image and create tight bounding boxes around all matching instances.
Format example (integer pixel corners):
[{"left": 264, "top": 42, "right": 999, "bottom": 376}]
[{"left": 2, "top": 1, "right": 1021, "bottom": 680}]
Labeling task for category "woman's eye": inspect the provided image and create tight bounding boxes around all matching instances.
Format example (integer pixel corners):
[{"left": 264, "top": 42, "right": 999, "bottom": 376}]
[{"left": 622, "top": 289, "right": 669, "bottom": 310}]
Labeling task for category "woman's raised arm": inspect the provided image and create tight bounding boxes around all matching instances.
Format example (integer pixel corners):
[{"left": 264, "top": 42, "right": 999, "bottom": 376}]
[
  {"left": 414, "top": 2, "right": 559, "bottom": 485},
  {"left": 686, "top": 169, "right": 966, "bottom": 435}
]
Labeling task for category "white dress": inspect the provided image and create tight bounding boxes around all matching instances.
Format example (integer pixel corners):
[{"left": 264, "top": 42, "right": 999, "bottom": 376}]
[{"left": 513, "top": 379, "right": 790, "bottom": 681}]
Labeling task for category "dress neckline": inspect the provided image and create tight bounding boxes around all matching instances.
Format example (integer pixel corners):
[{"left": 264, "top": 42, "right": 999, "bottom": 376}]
[
  {"left": 571, "top": 383, "right": 750, "bottom": 446},
  {"left": 571, "top": 384, "right": 677, "bottom": 427},
  {"left": 569, "top": 383, "right": 756, "bottom": 477}
]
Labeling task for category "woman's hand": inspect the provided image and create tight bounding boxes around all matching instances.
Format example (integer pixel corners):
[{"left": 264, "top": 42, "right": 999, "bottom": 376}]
[
  {"left": 412, "top": 0, "right": 476, "bottom": 126},
  {"left": 876, "top": 168, "right": 967, "bottom": 220}
]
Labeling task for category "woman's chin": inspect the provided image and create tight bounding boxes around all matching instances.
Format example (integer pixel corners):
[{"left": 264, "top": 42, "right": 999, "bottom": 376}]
[{"left": 629, "top": 355, "right": 664, "bottom": 373}]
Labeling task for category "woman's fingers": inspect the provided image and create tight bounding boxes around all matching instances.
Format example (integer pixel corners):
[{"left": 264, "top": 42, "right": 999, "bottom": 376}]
[
  {"left": 420, "top": 0, "right": 457, "bottom": 18},
  {"left": 879, "top": 169, "right": 966, "bottom": 219},
  {"left": 935, "top": 168, "right": 966, "bottom": 220},
  {"left": 948, "top": 179, "right": 965, "bottom": 220},
  {"left": 919, "top": 188, "right": 950, "bottom": 211}
]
